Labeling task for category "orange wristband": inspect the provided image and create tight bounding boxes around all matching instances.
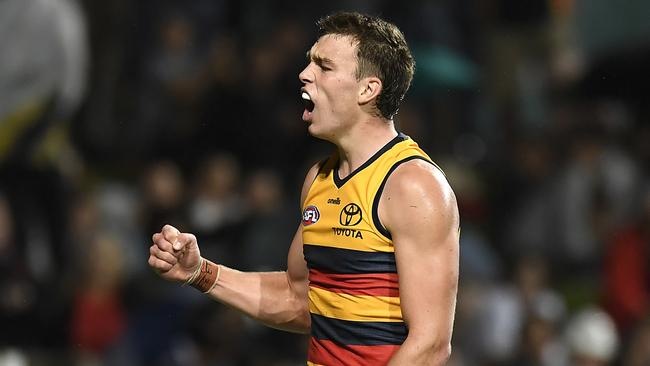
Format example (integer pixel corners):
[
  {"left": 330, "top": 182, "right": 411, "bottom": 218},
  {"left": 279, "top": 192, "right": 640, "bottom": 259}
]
[{"left": 189, "top": 258, "right": 220, "bottom": 293}]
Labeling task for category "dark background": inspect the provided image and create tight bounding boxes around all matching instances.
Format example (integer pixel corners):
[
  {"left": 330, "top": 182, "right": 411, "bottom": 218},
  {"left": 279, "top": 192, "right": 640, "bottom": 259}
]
[{"left": 1, "top": 0, "right": 650, "bottom": 365}]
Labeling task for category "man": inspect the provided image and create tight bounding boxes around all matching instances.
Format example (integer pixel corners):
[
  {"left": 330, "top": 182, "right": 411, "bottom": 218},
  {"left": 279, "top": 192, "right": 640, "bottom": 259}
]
[{"left": 148, "top": 12, "right": 459, "bottom": 366}]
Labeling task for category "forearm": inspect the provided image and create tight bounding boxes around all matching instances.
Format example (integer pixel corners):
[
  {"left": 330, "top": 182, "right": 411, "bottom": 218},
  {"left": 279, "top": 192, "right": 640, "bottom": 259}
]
[
  {"left": 203, "top": 261, "right": 311, "bottom": 333},
  {"left": 387, "top": 336, "right": 451, "bottom": 366}
]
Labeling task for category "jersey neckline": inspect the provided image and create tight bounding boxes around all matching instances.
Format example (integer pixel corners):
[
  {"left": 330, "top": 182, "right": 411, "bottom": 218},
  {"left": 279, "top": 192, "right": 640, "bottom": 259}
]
[{"left": 333, "top": 132, "right": 409, "bottom": 189}]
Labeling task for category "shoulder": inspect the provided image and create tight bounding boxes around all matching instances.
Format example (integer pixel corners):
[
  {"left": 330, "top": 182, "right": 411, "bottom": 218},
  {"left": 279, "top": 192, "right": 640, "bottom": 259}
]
[
  {"left": 386, "top": 159, "right": 453, "bottom": 204},
  {"left": 300, "top": 158, "right": 329, "bottom": 206},
  {"left": 380, "top": 159, "right": 459, "bottom": 238}
]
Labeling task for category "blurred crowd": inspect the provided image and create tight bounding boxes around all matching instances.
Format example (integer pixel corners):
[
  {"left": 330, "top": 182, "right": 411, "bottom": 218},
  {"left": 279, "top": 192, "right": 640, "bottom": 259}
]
[{"left": 1, "top": 0, "right": 650, "bottom": 365}]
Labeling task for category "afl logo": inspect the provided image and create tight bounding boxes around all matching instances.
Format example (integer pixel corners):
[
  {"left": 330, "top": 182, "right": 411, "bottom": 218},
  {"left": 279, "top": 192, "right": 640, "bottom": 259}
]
[
  {"left": 339, "top": 203, "right": 362, "bottom": 226},
  {"left": 302, "top": 205, "right": 320, "bottom": 226}
]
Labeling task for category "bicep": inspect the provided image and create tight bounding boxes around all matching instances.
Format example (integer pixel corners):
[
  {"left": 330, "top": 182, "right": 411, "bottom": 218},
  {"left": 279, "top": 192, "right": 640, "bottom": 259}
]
[
  {"left": 288, "top": 158, "right": 321, "bottom": 286},
  {"left": 285, "top": 161, "right": 321, "bottom": 306},
  {"left": 393, "top": 224, "right": 459, "bottom": 340},
  {"left": 287, "top": 224, "right": 309, "bottom": 296},
  {"left": 380, "top": 161, "right": 459, "bottom": 340}
]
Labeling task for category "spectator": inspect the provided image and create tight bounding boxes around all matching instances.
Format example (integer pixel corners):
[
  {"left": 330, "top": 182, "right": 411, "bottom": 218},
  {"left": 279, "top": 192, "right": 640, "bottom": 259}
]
[
  {"left": 603, "top": 184, "right": 650, "bottom": 333},
  {"left": 564, "top": 307, "right": 619, "bottom": 366}
]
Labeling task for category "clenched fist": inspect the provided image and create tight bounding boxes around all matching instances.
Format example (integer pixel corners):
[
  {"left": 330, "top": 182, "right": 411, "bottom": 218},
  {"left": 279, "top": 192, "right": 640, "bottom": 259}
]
[{"left": 148, "top": 224, "right": 201, "bottom": 283}]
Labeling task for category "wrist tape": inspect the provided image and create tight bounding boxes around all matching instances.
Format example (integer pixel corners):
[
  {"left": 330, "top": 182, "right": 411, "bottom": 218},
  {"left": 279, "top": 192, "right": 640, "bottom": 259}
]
[{"left": 186, "top": 257, "right": 220, "bottom": 293}]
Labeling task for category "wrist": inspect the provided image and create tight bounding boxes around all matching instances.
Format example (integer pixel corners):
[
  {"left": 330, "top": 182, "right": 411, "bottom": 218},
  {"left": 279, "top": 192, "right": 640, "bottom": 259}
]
[
  {"left": 184, "top": 257, "right": 204, "bottom": 284},
  {"left": 186, "top": 257, "right": 220, "bottom": 293}
]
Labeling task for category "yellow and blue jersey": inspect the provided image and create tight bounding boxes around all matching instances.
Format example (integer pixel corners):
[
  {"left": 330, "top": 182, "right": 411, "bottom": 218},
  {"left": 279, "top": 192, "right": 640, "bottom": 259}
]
[{"left": 301, "top": 133, "right": 436, "bottom": 366}]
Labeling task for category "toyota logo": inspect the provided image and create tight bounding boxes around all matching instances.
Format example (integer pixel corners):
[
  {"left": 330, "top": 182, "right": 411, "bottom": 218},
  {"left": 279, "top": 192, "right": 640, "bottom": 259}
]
[{"left": 339, "top": 203, "right": 362, "bottom": 226}]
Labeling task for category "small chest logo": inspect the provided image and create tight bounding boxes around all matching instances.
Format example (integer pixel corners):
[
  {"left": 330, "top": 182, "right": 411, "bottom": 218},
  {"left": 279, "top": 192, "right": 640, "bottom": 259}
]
[
  {"left": 302, "top": 205, "right": 321, "bottom": 226},
  {"left": 339, "top": 203, "right": 363, "bottom": 226},
  {"left": 327, "top": 197, "right": 341, "bottom": 205}
]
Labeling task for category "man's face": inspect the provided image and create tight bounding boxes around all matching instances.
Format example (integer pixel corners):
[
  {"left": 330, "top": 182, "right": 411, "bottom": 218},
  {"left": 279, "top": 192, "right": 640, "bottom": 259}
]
[{"left": 299, "top": 34, "right": 362, "bottom": 140}]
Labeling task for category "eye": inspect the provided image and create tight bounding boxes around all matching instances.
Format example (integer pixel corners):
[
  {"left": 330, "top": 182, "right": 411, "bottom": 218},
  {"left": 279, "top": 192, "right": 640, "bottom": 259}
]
[{"left": 319, "top": 64, "right": 332, "bottom": 72}]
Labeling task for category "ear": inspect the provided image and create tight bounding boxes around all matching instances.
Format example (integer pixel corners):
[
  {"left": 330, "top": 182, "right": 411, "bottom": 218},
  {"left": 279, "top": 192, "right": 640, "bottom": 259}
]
[{"left": 358, "top": 77, "right": 382, "bottom": 105}]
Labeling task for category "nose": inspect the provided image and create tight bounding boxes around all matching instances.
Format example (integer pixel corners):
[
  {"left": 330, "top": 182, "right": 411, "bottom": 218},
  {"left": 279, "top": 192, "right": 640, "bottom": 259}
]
[{"left": 299, "top": 63, "right": 314, "bottom": 84}]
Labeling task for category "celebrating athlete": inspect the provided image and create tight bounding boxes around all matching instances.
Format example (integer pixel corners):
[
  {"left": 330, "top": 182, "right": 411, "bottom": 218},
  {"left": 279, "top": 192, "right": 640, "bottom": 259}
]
[{"left": 148, "top": 11, "right": 460, "bottom": 366}]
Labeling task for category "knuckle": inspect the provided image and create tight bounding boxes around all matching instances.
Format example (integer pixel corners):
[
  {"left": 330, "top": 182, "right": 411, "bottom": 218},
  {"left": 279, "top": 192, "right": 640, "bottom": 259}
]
[
  {"left": 162, "top": 231, "right": 176, "bottom": 242},
  {"left": 179, "top": 233, "right": 195, "bottom": 244},
  {"left": 162, "top": 224, "right": 177, "bottom": 234},
  {"left": 161, "top": 252, "right": 173, "bottom": 262},
  {"left": 158, "top": 250, "right": 172, "bottom": 261},
  {"left": 157, "top": 240, "right": 170, "bottom": 251}
]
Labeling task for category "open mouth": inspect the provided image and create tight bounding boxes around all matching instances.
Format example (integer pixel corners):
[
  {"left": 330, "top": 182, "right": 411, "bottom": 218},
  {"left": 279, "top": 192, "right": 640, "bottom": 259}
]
[{"left": 301, "top": 91, "right": 315, "bottom": 112}]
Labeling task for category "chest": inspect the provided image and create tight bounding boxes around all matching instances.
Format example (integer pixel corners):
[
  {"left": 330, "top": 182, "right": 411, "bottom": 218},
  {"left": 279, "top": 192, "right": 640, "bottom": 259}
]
[{"left": 302, "top": 176, "right": 391, "bottom": 253}]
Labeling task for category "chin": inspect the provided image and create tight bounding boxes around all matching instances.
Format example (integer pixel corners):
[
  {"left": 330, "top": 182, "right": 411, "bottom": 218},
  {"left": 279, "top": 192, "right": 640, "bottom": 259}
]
[
  {"left": 306, "top": 123, "right": 327, "bottom": 140},
  {"left": 308, "top": 128, "right": 337, "bottom": 144},
  {"left": 307, "top": 124, "right": 322, "bottom": 138}
]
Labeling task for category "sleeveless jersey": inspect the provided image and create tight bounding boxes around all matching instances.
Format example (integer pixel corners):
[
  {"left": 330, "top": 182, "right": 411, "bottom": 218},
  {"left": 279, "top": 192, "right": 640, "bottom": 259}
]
[{"left": 301, "top": 133, "right": 435, "bottom": 366}]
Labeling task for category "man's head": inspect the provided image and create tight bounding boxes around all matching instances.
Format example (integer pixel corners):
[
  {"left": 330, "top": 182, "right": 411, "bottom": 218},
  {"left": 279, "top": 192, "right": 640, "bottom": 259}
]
[
  {"left": 299, "top": 12, "right": 414, "bottom": 139},
  {"left": 316, "top": 12, "right": 415, "bottom": 120}
]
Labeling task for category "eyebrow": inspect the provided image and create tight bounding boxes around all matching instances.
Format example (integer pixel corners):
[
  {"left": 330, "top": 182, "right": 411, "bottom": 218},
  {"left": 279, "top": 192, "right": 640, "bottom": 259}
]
[{"left": 306, "top": 50, "right": 334, "bottom": 68}]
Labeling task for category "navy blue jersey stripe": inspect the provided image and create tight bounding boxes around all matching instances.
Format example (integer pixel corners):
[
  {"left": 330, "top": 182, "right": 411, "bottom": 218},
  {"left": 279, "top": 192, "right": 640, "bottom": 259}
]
[
  {"left": 303, "top": 244, "right": 397, "bottom": 274},
  {"left": 311, "top": 313, "right": 407, "bottom": 346}
]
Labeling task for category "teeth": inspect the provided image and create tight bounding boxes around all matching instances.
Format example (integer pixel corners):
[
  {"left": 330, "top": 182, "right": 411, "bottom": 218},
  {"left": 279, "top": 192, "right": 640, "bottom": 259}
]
[{"left": 301, "top": 92, "right": 311, "bottom": 101}]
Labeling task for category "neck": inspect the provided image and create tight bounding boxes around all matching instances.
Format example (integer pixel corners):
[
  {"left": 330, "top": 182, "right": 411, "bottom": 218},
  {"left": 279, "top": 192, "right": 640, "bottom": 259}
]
[{"left": 335, "top": 117, "right": 397, "bottom": 177}]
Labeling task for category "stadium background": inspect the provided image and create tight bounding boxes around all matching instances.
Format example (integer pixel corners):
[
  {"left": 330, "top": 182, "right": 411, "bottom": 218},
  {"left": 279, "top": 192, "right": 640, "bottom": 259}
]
[{"left": 1, "top": 0, "right": 650, "bottom": 365}]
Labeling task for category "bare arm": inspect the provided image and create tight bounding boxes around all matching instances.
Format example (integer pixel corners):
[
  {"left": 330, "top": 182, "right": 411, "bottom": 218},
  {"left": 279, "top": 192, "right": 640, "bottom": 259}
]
[
  {"left": 380, "top": 160, "right": 460, "bottom": 366},
  {"left": 148, "top": 163, "right": 321, "bottom": 334},
  {"left": 202, "top": 224, "right": 310, "bottom": 333}
]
